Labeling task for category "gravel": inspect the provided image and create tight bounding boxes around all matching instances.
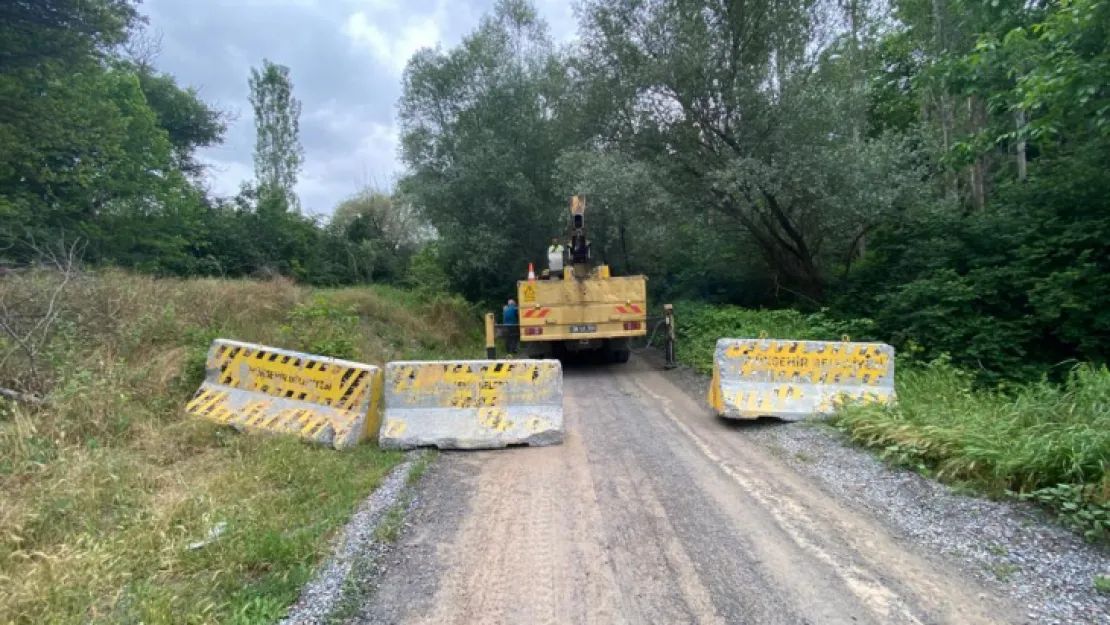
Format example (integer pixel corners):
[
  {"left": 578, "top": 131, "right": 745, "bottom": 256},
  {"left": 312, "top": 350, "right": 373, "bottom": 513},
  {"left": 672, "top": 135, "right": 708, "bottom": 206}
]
[
  {"left": 278, "top": 452, "right": 425, "bottom": 625},
  {"left": 667, "top": 361, "right": 1110, "bottom": 625}
]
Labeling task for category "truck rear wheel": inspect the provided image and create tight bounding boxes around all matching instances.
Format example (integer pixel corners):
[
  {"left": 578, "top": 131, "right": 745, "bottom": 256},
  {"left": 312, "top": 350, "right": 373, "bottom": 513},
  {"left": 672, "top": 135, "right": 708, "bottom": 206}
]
[{"left": 605, "top": 339, "right": 631, "bottom": 364}]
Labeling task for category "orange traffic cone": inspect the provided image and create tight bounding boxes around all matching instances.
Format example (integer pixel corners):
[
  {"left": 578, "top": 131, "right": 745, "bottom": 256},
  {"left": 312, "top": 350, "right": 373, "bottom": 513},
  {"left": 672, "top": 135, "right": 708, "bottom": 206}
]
[{"left": 527, "top": 263, "right": 536, "bottom": 281}]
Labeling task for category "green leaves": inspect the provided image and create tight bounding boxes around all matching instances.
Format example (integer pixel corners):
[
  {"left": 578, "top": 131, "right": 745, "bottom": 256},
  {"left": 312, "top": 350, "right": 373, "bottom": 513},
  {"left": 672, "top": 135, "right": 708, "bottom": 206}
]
[
  {"left": 1019, "top": 482, "right": 1110, "bottom": 542},
  {"left": 397, "top": 0, "right": 571, "bottom": 301},
  {"left": 249, "top": 60, "right": 304, "bottom": 214}
]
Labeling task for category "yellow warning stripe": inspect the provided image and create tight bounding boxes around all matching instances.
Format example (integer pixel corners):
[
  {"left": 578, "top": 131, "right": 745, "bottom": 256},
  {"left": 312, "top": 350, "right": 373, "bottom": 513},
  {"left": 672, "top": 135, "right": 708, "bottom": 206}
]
[
  {"left": 388, "top": 362, "right": 557, "bottom": 393},
  {"left": 722, "top": 341, "right": 890, "bottom": 385},
  {"left": 209, "top": 344, "right": 375, "bottom": 407}
]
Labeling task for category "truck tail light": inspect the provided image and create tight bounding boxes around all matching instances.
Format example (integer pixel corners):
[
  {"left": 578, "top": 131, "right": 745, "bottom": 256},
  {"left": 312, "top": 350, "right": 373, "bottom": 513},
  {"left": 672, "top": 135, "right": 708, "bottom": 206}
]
[
  {"left": 623, "top": 321, "right": 642, "bottom": 331},
  {"left": 524, "top": 327, "right": 543, "bottom": 336}
]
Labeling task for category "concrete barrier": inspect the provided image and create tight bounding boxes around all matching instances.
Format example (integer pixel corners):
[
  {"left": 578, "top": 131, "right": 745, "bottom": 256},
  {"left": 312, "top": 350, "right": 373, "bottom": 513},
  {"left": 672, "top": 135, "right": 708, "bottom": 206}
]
[
  {"left": 380, "top": 360, "right": 564, "bottom": 450},
  {"left": 185, "top": 339, "right": 383, "bottom": 449},
  {"left": 708, "top": 338, "right": 895, "bottom": 421}
]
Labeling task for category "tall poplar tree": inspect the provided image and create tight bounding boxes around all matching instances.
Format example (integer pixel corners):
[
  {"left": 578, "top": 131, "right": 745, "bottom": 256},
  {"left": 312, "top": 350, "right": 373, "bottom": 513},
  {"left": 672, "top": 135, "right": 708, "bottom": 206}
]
[{"left": 248, "top": 59, "right": 304, "bottom": 213}]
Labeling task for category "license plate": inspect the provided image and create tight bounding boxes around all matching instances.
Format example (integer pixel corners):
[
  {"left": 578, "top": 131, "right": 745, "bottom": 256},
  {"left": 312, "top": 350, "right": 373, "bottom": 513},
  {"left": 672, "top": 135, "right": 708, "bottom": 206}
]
[{"left": 570, "top": 324, "right": 597, "bottom": 334}]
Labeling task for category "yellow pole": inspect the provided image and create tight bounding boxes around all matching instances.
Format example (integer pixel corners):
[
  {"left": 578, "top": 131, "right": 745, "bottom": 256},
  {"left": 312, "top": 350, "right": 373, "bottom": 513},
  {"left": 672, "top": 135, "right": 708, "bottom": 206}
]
[{"left": 484, "top": 312, "right": 496, "bottom": 359}]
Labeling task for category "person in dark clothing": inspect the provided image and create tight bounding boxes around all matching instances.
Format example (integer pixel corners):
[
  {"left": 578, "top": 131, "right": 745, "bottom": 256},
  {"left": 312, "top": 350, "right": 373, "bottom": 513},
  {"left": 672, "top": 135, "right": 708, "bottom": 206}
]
[{"left": 502, "top": 299, "right": 520, "bottom": 356}]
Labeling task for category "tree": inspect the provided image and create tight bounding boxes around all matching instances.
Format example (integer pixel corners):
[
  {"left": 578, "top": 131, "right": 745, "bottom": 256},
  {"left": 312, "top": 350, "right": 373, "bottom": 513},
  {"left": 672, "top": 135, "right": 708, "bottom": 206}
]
[
  {"left": 0, "top": 0, "right": 138, "bottom": 74},
  {"left": 572, "top": 0, "right": 927, "bottom": 302},
  {"left": 330, "top": 187, "right": 429, "bottom": 283},
  {"left": 248, "top": 59, "right": 304, "bottom": 213},
  {"left": 398, "top": 0, "right": 574, "bottom": 300}
]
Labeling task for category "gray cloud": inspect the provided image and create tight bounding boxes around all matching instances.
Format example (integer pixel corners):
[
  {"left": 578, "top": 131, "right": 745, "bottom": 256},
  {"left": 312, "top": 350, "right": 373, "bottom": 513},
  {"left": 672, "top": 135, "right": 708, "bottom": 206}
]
[{"left": 143, "top": 0, "right": 576, "bottom": 217}]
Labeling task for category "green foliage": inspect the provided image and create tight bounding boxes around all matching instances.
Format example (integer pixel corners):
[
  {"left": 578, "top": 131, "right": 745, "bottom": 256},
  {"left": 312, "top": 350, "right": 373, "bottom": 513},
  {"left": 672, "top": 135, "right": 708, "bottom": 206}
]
[
  {"left": 405, "top": 244, "right": 453, "bottom": 296},
  {"left": 832, "top": 359, "right": 1110, "bottom": 539},
  {"left": 834, "top": 141, "right": 1110, "bottom": 381},
  {"left": 397, "top": 0, "right": 575, "bottom": 302},
  {"left": 1019, "top": 484, "right": 1110, "bottom": 543},
  {"left": 673, "top": 302, "right": 876, "bottom": 374},
  {"left": 1095, "top": 575, "right": 1110, "bottom": 595},
  {"left": 280, "top": 297, "right": 360, "bottom": 360},
  {"left": 249, "top": 59, "right": 304, "bottom": 213},
  {"left": 0, "top": 1, "right": 422, "bottom": 292}
]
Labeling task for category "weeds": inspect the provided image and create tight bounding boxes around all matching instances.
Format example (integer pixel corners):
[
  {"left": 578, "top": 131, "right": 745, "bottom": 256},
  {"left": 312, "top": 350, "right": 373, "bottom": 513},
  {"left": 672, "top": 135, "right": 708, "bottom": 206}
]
[
  {"left": 0, "top": 270, "right": 478, "bottom": 623},
  {"left": 986, "top": 563, "right": 1021, "bottom": 582},
  {"left": 373, "top": 497, "right": 410, "bottom": 545},
  {"left": 1019, "top": 484, "right": 1110, "bottom": 542},
  {"left": 407, "top": 450, "right": 437, "bottom": 487},
  {"left": 832, "top": 358, "right": 1110, "bottom": 541},
  {"left": 1094, "top": 575, "right": 1110, "bottom": 595}
]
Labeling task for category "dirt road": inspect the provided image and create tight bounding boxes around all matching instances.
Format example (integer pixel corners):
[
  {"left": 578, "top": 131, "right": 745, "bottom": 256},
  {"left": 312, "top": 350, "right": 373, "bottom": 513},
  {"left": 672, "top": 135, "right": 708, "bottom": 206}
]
[{"left": 359, "top": 358, "right": 1023, "bottom": 624}]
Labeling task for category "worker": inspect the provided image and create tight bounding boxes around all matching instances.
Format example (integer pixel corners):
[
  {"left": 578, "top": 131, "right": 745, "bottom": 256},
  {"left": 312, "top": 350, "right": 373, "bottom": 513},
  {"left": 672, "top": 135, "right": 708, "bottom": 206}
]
[
  {"left": 502, "top": 298, "right": 519, "bottom": 356},
  {"left": 547, "top": 238, "right": 564, "bottom": 278}
]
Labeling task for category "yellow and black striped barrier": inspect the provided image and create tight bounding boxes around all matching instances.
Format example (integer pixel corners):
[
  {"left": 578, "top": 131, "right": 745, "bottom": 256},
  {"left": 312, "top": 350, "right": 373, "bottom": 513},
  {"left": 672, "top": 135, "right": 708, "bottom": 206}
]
[
  {"left": 185, "top": 339, "right": 383, "bottom": 449},
  {"left": 380, "top": 360, "right": 564, "bottom": 450},
  {"left": 708, "top": 338, "right": 895, "bottom": 421}
]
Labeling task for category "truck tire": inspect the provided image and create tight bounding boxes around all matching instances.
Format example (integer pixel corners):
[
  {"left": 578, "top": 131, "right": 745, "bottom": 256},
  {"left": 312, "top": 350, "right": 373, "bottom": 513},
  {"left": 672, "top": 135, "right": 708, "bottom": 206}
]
[{"left": 611, "top": 347, "right": 631, "bottom": 364}]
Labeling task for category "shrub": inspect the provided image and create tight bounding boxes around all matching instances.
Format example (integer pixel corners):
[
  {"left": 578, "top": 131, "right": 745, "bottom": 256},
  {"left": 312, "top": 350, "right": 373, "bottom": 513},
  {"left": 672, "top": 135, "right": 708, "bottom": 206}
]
[{"left": 673, "top": 301, "right": 877, "bottom": 373}]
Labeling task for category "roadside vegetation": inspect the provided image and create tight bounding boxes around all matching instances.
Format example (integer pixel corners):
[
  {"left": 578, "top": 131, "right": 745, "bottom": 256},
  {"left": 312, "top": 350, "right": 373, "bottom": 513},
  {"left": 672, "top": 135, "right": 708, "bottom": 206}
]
[
  {"left": 675, "top": 303, "right": 1110, "bottom": 543},
  {"left": 0, "top": 269, "right": 478, "bottom": 624}
]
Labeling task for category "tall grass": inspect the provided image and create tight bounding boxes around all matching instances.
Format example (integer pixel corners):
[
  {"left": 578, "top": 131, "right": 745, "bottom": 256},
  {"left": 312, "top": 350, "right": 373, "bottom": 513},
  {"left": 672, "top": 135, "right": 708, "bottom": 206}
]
[
  {"left": 835, "top": 360, "right": 1110, "bottom": 491},
  {"left": 0, "top": 269, "right": 480, "bottom": 623}
]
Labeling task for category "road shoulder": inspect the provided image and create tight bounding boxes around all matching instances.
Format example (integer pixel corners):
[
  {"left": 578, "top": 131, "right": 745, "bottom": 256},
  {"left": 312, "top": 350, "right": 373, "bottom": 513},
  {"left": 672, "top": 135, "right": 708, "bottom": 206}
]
[{"left": 661, "top": 355, "right": 1110, "bottom": 624}]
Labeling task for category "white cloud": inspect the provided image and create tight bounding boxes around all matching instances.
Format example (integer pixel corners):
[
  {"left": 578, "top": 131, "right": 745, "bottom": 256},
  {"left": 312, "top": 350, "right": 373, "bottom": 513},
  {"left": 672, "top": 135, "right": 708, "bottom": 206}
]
[
  {"left": 146, "top": 0, "right": 575, "bottom": 216},
  {"left": 344, "top": 11, "right": 442, "bottom": 74}
]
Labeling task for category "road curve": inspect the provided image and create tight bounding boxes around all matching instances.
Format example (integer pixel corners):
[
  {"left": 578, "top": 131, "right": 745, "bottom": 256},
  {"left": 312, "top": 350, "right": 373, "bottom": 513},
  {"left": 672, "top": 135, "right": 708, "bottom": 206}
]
[{"left": 358, "top": 357, "right": 1023, "bottom": 625}]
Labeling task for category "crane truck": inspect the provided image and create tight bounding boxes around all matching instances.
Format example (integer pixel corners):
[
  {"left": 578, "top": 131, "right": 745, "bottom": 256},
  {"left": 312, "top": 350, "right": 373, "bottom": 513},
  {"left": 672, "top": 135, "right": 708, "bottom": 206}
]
[{"left": 513, "top": 196, "right": 648, "bottom": 363}]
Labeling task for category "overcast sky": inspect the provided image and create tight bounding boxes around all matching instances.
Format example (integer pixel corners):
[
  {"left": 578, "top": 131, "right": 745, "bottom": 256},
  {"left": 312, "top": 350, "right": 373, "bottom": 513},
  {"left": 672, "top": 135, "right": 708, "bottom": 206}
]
[{"left": 143, "top": 0, "right": 576, "bottom": 217}]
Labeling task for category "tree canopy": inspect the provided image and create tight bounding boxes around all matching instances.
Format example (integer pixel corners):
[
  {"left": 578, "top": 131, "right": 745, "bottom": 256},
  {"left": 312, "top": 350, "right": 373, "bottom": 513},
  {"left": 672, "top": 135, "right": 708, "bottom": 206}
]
[{"left": 395, "top": 0, "right": 1110, "bottom": 378}]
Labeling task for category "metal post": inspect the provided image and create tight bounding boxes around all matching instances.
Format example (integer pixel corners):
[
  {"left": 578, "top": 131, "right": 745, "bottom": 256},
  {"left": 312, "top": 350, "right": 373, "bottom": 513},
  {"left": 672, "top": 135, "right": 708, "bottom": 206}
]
[
  {"left": 663, "top": 304, "right": 676, "bottom": 369},
  {"left": 484, "top": 312, "right": 497, "bottom": 359},
  {"left": 483, "top": 310, "right": 497, "bottom": 359}
]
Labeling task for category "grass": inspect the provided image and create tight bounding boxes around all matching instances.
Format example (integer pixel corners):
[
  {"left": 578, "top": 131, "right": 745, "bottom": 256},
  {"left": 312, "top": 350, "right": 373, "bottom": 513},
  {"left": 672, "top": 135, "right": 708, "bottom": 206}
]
[
  {"left": 676, "top": 302, "right": 1110, "bottom": 543},
  {"left": 329, "top": 451, "right": 435, "bottom": 625},
  {"left": 0, "top": 269, "right": 479, "bottom": 624},
  {"left": 832, "top": 359, "right": 1110, "bottom": 540},
  {"left": 672, "top": 301, "right": 877, "bottom": 374},
  {"left": 1095, "top": 575, "right": 1110, "bottom": 595},
  {"left": 407, "top": 450, "right": 437, "bottom": 487},
  {"left": 986, "top": 563, "right": 1021, "bottom": 582},
  {"left": 373, "top": 498, "right": 410, "bottom": 545}
]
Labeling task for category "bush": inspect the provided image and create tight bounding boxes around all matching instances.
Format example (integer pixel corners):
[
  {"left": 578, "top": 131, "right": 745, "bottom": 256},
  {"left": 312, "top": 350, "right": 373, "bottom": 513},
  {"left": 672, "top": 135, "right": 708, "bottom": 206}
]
[
  {"left": 673, "top": 302, "right": 877, "bottom": 373},
  {"left": 280, "top": 297, "right": 360, "bottom": 360},
  {"left": 831, "top": 146, "right": 1110, "bottom": 383}
]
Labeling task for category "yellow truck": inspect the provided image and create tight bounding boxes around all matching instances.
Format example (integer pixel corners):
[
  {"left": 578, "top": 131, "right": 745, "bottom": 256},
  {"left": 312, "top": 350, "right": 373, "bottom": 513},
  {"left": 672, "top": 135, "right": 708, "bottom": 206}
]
[
  {"left": 515, "top": 196, "right": 648, "bottom": 363},
  {"left": 517, "top": 267, "right": 647, "bottom": 362}
]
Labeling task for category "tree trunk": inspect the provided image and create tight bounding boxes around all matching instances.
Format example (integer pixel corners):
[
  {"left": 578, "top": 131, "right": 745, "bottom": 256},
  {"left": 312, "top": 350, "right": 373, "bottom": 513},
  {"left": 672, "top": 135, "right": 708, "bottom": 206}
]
[
  {"left": 1015, "top": 109, "right": 1028, "bottom": 181},
  {"left": 968, "top": 96, "right": 986, "bottom": 210}
]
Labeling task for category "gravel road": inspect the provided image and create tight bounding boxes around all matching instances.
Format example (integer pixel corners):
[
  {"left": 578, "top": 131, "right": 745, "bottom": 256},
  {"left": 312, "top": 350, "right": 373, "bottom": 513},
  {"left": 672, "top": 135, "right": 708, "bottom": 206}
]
[{"left": 347, "top": 356, "right": 1058, "bottom": 624}]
